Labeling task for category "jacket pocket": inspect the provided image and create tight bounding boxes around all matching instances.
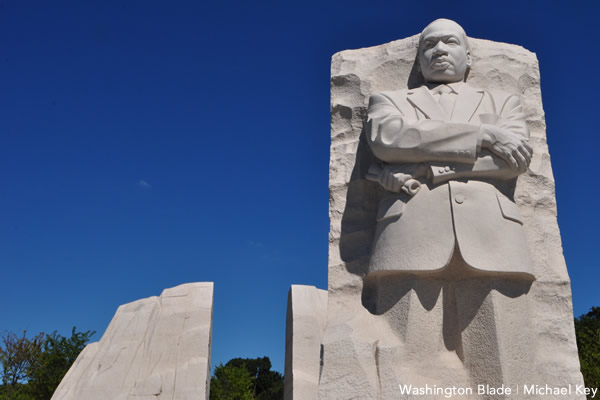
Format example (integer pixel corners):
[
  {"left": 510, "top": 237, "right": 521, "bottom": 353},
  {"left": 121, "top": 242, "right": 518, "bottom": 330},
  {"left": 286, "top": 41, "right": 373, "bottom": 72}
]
[
  {"left": 376, "top": 196, "right": 405, "bottom": 222},
  {"left": 496, "top": 193, "right": 523, "bottom": 225}
]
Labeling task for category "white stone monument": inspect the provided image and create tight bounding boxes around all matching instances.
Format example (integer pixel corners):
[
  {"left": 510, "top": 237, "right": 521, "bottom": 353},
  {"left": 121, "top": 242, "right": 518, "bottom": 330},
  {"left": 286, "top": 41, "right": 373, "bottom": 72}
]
[
  {"left": 288, "top": 19, "right": 585, "bottom": 400},
  {"left": 284, "top": 285, "right": 328, "bottom": 400},
  {"left": 52, "top": 282, "right": 213, "bottom": 400}
]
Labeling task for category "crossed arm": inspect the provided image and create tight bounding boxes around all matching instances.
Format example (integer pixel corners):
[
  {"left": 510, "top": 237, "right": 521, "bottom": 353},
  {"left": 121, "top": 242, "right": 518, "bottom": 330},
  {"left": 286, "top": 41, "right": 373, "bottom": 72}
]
[{"left": 366, "top": 91, "right": 533, "bottom": 191}]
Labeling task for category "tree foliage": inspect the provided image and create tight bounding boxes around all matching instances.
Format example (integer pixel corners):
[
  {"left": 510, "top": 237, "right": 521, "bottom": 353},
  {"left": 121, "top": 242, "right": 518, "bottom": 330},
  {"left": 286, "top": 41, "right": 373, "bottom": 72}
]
[
  {"left": 0, "top": 327, "right": 93, "bottom": 400},
  {"left": 210, "top": 357, "right": 283, "bottom": 400},
  {"left": 575, "top": 307, "right": 600, "bottom": 396},
  {"left": 210, "top": 363, "right": 254, "bottom": 400},
  {"left": 0, "top": 331, "right": 43, "bottom": 400},
  {"left": 27, "top": 327, "right": 94, "bottom": 400}
]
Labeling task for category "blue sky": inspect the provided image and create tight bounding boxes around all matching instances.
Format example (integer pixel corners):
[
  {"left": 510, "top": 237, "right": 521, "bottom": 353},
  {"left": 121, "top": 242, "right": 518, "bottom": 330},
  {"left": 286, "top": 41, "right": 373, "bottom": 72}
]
[{"left": 1, "top": 0, "right": 599, "bottom": 374}]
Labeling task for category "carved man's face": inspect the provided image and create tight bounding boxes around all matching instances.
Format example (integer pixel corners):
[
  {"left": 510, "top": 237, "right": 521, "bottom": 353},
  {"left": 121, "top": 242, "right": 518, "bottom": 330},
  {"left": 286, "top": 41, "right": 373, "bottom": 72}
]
[{"left": 418, "top": 19, "right": 471, "bottom": 83}]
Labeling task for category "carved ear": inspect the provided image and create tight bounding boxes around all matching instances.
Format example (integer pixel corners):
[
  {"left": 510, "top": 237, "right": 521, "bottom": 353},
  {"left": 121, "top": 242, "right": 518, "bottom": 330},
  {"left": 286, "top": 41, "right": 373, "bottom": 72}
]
[{"left": 464, "top": 50, "right": 472, "bottom": 81}]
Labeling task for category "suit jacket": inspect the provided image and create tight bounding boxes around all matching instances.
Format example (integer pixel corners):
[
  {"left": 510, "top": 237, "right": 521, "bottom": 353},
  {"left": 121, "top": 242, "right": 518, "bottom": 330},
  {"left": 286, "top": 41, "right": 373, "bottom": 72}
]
[{"left": 366, "top": 83, "right": 534, "bottom": 278}]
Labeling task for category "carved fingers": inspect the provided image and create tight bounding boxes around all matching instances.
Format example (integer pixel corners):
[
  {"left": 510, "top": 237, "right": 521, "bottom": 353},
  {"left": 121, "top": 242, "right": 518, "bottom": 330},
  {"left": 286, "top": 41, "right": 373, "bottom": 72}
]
[
  {"left": 385, "top": 170, "right": 413, "bottom": 193},
  {"left": 367, "top": 164, "right": 424, "bottom": 195},
  {"left": 481, "top": 124, "right": 533, "bottom": 172}
]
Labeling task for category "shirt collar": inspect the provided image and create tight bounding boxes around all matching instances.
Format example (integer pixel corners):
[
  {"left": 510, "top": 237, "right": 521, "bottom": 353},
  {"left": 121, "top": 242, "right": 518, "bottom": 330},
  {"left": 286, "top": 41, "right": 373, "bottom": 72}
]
[{"left": 426, "top": 81, "right": 464, "bottom": 94}]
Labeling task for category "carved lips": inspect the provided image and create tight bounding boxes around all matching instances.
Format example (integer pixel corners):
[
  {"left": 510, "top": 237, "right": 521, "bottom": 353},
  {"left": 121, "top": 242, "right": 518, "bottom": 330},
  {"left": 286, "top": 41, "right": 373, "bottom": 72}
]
[{"left": 431, "top": 57, "right": 452, "bottom": 69}]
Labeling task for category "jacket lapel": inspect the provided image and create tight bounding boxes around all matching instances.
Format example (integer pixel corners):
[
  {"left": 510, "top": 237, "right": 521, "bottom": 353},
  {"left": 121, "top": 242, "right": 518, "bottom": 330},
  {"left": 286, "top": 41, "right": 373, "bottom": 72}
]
[
  {"left": 407, "top": 86, "right": 446, "bottom": 120},
  {"left": 452, "top": 85, "right": 484, "bottom": 122}
]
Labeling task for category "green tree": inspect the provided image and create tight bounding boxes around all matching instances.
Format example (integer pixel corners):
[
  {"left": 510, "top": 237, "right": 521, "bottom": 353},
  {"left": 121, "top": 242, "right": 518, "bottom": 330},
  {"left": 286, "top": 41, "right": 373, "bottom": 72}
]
[
  {"left": 210, "top": 363, "right": 254, "bottom": 400},
  {"left": 0, "top": 331, "right": 43, "bottom": 400},
  {"left": 225, "top": 357, "right": 283, "bottom": 400},
  {"left": 26, "top": 327, "right": 94, "bottom": 400},
  {"left": 575, "top": 307, "right": 600, "bottom": 398}
]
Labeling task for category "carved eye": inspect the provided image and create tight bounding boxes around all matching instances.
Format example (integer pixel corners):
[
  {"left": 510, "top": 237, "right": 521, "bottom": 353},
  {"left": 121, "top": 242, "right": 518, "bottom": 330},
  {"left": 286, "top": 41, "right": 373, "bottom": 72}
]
[{"left": 424, "top": 40, "right": 435, "bottom": 49}]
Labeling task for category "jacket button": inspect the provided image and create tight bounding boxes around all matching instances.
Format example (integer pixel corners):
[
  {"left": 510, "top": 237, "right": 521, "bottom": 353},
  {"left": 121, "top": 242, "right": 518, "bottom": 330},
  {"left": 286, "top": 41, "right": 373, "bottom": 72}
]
[{"left": 455, "top": 195, "right": 465, "bottom": 204}]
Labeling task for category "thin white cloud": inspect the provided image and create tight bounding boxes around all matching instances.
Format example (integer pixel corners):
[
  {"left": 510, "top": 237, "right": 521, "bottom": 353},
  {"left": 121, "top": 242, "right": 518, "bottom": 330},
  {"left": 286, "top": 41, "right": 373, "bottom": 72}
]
[
  {"left": 137, "top": 179, "right": 151, "bottom": 189},
  {"left": 247, "top": 240, "right": 264, "bottom": 248}
]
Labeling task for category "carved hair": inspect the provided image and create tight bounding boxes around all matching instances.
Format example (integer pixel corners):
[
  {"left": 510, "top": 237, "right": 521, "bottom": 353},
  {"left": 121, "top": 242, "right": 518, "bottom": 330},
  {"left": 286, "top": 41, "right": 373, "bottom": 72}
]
[{"left": 419, "top": 18, "right": 470, "bottom": 51}]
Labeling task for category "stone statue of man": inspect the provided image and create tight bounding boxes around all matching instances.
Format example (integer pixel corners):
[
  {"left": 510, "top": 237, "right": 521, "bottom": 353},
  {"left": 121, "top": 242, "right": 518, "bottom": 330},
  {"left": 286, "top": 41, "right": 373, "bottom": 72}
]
[
  {"left": 312, "top": 18, "right": 585, "bottom": 399},
  {"left": 366, "top": 18, "right": 534, "bottom": 278}
]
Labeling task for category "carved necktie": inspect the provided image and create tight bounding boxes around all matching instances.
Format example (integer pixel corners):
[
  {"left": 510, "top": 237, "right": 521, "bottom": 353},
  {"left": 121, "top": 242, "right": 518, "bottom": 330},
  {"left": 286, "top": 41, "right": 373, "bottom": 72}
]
[{"left": 436, "top": 84, "right": 455, "bottom": 119}]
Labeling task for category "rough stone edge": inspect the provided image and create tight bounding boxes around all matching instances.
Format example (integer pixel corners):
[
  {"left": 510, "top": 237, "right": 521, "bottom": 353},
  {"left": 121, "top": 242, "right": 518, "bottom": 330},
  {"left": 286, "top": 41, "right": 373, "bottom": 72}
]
[
  {"left": 284, "top": 285, "right": 328, "bottom": 400},
  {"left": 51, "top": 282, "right": 214, "bottom": 400}
]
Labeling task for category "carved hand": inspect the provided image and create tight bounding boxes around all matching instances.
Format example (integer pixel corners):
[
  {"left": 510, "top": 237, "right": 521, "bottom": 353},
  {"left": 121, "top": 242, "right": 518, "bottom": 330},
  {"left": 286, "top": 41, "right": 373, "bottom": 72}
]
[
  {"left": 367, "top": 164, "right": 428, "bottom": 195},
  {"left": 480, "top": 124, "right": 532, "bottom": 172}
]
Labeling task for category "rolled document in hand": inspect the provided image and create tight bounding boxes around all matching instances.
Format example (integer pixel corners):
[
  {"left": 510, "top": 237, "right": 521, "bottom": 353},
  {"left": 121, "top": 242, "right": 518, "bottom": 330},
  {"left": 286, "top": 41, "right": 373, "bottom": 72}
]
[
  {"left": 366, "top": 164, "right": 421, "bottom": 196},
  {"left": 401, "top": 178, "right": 421, "bottom": 196}
]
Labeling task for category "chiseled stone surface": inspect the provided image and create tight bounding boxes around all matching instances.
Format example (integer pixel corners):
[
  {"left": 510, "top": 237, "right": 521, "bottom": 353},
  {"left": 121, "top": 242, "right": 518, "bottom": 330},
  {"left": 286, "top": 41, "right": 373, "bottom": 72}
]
[
  {"left": 284, "top": 285, "right": 328, "bottom": 400},
  {"left": 320, "top": 30, "right": 585, "bottom": 399},
  {"left": 52, "top": 282, "right": 213, "bottom": 400}
]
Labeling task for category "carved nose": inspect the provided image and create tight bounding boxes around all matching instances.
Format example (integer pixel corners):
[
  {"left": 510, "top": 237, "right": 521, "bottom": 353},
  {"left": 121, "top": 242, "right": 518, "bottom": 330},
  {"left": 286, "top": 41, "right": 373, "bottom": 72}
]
[{"left": 433, "top": 42, "right": 448, "bottom": 54}]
